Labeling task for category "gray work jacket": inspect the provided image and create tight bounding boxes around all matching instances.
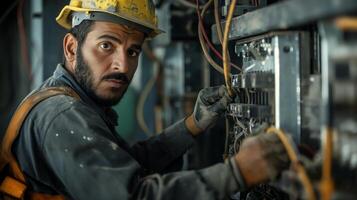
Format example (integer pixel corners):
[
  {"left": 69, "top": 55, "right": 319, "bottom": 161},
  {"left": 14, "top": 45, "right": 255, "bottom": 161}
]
[{"left": 13, "top": 64, "right": 245, "bottom": 200}]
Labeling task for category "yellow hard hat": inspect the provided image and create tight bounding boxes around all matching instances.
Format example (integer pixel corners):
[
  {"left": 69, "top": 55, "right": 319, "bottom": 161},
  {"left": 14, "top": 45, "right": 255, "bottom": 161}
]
[{"left": 56, "top": 0, "right": 163, "bottom": 38}]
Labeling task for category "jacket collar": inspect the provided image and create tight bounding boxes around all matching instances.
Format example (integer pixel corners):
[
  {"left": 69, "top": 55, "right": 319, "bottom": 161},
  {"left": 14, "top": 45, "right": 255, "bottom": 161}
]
[{"left": 52, "top": 64, "right": 118, "bottom": 127}]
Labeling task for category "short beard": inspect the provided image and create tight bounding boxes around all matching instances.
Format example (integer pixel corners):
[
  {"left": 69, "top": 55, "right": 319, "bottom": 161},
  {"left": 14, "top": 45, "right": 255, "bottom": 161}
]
[{"left": 74, "top": 51, "right": 126, "bottom": 107}]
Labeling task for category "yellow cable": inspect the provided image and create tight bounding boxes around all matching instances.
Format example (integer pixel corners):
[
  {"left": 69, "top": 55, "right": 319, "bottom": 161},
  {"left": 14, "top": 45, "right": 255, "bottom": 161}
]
[
  {"left": 136, "top": 43, "right": 160, "bottom": 137},
  {"left": 267, "top": 127, "right": 316, "bottom": 200},
  {"left": 222, "top": 0, "right": 237, "bottom": 97},
  {"left": 320, "top": 127, "right": 334, "bottom": 200},
  {"left": 212, "top": 0, "right": 241, "bottom": 73},
  {"left": 197, "top": 0, "right": 241, "bottom": 75}
]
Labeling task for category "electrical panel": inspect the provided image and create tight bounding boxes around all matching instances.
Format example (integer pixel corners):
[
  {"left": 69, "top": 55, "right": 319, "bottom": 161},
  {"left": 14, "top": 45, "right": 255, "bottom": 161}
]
[
  {"left": 225, "top": 31, "right": 311, "bottom": 157},
  {"left": 215, "top": 0, "right": 357, "bottom": 199}
]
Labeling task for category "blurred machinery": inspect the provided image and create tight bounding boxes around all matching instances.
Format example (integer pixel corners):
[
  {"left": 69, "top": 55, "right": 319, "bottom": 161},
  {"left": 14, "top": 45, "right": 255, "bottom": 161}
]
[{"left": 320, "top": 21, "right": 357, "bottom": 199}]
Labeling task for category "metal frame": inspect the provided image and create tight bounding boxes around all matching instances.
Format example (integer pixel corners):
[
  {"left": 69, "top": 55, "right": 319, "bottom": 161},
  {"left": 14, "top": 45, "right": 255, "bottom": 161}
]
[
  {"left": 273, "top": 32, "right": 310, "bottom": 143},
  {"left": 211, "top": 0, "right": 357, "bottom": 43},
  {"left": 230, "top": 31, "right": 310, "bottom": 143},
  {"left": 30, "top": 0, "right": 43, "bottom": 89}
]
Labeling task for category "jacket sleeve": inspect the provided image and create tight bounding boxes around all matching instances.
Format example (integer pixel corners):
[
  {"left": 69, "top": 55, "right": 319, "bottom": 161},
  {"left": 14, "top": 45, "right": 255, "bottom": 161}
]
[
  {"left": 130, "top": 118, "right": 195, "bottom": 172},
  {"left": 38, "top": 101, "right": 245, "bottom": 200},
  {"left": 133, "top": 158, "right": 246, "bottom": 200}
]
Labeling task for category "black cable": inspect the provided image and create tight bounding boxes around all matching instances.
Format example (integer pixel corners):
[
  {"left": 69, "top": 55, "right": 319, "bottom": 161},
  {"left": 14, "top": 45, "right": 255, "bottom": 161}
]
[{"left": 0, "top": 0, "right": 21, "bottom": 25}]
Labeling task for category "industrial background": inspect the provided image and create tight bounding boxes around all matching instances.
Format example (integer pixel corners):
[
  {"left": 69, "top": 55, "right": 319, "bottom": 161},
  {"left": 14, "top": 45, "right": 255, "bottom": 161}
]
[{"left": 0, "top": 0, "right": 357, "bottom": 199}]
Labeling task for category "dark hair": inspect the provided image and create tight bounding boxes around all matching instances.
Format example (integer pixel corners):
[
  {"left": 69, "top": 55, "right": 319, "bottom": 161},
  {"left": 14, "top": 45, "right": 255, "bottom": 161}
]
[{"left": 62, "top": 20, "right": 94, "bottom": 65}]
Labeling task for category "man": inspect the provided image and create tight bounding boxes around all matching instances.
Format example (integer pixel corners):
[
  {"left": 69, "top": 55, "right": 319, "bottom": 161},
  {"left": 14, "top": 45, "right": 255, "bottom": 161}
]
[{"left": 10, "top": 0, "right": 289, "bottom": 199}]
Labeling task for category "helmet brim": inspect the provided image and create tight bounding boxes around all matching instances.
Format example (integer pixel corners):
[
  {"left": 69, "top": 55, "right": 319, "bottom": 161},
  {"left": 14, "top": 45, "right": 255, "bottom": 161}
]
[{"left": 56, "top": 5, "right": 164, "bottom": 38}]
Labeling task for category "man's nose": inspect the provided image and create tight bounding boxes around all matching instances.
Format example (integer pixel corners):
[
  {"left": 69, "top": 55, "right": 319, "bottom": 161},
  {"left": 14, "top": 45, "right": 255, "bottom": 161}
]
[{"left": 112, "top": 49, "right": 129, "bottom": 73}]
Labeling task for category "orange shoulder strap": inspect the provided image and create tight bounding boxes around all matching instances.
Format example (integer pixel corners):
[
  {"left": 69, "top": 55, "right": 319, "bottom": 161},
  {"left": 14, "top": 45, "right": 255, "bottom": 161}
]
[{"left": 0, "top": 87, "right": 80, "bottom": 200}]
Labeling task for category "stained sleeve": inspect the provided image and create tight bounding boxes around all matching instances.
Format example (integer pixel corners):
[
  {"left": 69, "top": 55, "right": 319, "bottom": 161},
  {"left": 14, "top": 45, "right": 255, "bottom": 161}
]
[
  {"left": 132, "top": 158, "right": 246, "bottom": 200},
  {"left": 40, "top": 101, "right": 245, "bottom": 200},
  {"left": 40, "top": 101, "right": 143, "bottom": 199},
  {"left": 130, "top": 118, "right": 195, "bottom": 172}
]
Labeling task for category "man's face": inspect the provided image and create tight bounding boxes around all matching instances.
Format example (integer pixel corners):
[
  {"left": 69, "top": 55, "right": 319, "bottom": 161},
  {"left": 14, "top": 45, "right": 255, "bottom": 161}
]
[{"left": 73, "top": 21, "right": 145, "bottom": 107}]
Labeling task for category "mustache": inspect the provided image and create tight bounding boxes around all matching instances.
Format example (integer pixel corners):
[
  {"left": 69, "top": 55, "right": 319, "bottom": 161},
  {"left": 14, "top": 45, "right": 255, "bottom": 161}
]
[{"left": 102, "top": 73, "right": 129, "bottom": 84}]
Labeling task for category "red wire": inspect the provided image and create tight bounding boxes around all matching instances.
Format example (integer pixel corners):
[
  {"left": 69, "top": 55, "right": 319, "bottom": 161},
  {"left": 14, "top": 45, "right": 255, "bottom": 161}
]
[
  {"left": 198, "top": 17, "right": 223, "bottom": 60},
  {"left": 195, "top": 1, "right": 221, "bottom": 58},
  {"left": 17, "top": 0, "right": 32, "bottom": 81},
  {"left": 195, "top": 0, "right": 238, "bottom": 68}
]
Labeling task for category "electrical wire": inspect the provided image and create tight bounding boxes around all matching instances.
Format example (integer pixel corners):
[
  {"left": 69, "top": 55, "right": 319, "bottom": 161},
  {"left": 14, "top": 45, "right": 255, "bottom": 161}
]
[
  {"left": 233, "top": 131, "right": 243, "bottom": 154},
  {"left": 320, "top": 127, "right": 334, "bottom": 200},
  {"left": 213, "top": 0, "right": 243, "bottom": 99},
  {"left": 201, "top": 0, "right": 212, "bottom": 14},
  {"left": 213, "top": 0, "right": 223, "bottom": 44},
  {"left": 222, "top": 0, "right": 238, "bottom": 97},
  {"left": 199, "top": 7, "right": 241, "bottom": 71},
  {"left": 196, "top": 0, "right": 241, "bottom": 73},
  {"left": 248, "top": 118, "right": 256, "bottom": 134},
  {"left": 267, "top": 127, "right": 316, "bottom": 200},
  {"left": 178, "top": 0, "right": 204, "bottom": 9},
  {"left": 198, "top": 28, "right": 225, "bottom": 74},
  {"left": 212, "top": 0, "right": 241, "bottom": 72},
  {"left": 198, "top": 12, "right": 226, "bottom": 64},
  {"left": 136, "top": 69, "right": 157, "bottom": 137},
  {"left": 136, "top": 42, "right": 162, "bottom": 137},
  {"left": 233, "top": 116, "right": 247, "bottom": 132},
  {"left": 196, "top": 0, "right": 225, "bottom": 74}
]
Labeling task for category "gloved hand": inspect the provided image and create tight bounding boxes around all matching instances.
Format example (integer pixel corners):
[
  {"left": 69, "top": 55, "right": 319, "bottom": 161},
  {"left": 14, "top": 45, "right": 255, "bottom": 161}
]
[
  {"left": 234, "top": 133, "right": 290, "bottom": 187},
  {"left": 185, "top": 86, "right": 232, "bottom": 135}
]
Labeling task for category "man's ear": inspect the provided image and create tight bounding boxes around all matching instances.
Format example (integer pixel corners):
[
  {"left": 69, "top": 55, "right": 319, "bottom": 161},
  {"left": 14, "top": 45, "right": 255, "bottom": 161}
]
[{"left": 63, "top": 33, "right": 78, "bottom": 73}]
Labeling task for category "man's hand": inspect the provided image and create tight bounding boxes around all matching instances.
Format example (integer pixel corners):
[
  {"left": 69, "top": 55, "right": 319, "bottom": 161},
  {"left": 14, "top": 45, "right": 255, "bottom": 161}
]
[
  {"left": 234, "top": 133, "right": 290, "bottom": 187},
  {"left": 185, "top": 86, "right": 232, "bottom": 136}
]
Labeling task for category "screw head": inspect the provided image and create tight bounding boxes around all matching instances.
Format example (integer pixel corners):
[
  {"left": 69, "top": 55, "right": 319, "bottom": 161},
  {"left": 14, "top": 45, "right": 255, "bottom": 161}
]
[{"left": 283, "top": 46, "right": 293, "bottom": 53}]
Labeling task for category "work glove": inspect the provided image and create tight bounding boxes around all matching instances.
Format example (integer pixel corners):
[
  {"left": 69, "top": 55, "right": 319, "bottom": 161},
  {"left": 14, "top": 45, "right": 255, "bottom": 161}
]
[
  {"left": 234, "top": 133, "right": 290, "bottom": 187},
  {"left": 186, "top": 86, "right": 232, "bottom": 135}
]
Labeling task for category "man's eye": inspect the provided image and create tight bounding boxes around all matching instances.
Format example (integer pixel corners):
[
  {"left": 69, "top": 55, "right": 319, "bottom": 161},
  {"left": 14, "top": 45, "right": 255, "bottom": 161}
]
[
  {"left": 99, "top": 42, "right": 112, "bottom": 51},
  {"left": 128, "top": 49, "right": 140, "bottom": 57}
]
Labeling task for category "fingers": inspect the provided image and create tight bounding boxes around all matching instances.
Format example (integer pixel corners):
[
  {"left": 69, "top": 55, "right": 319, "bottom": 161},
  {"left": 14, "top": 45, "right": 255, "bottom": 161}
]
[
  {"left": 257, "top": 134, "right": 289, "bottom": 159},
  {"left": 235, "top": 138, "right": 271, "bottom": 187},
  {"left": 210, "top": 92, "right": 232, "bottom": 113},
  {"left": 239, "top": 133, "right": 291, "bottom": 181},
  {"left": 260, "top": 133, "right": 290, "bottom": 179},
  {"left": 199, "top": 85, "right": 229, "bottom": 105}
]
